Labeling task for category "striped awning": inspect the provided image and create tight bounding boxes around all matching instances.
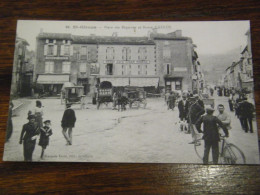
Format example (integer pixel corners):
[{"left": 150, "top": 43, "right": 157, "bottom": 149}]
[{"left": 37, "top": 75, "right": 70, "bottom": 84}]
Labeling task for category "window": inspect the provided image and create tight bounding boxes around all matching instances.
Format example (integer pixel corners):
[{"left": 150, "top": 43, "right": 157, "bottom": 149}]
[
  {"left": 62, "top": 62, "right": 71, "bottom": 73},
  {"left": 106, "top": 64, "right": 113, "bottom": 75},
  {"left": 80, "top": 63, "right": 87, "bottom": 73},
  {"left": 64, "top": 45, "right": 70, "bottom": 55},
  {"left": 18, "top": 47, "right": 23, "bottom": 56},
  {"left": 122, "top": 47, "right": 131, "bottom": 60},
  {"left": 164, "top": 41, "right": 169, "bottom": 46},
  {"left": 45, "top": 62, "right": 54, "bottom": 73},
  {"left": 163, "top": 46, "right": 171, "bottom": 58},
  {"left": 138, "top": 47, "right": 147, "bottom": 60},
  {"left": 81, "top": 46, "right": 87, "bottom": 56},
  {"left": 47, "top": 45, "right": 54, "bottom": 55},
  {"left": 106, "top": 47, "right": 115, "bottom": 60},
  {"left": 175, "top": 81, "right": 182, "bottom": 90}
]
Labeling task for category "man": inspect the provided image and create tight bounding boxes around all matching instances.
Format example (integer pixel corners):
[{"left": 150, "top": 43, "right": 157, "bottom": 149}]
[
  {"left": 239, "top": 97, "right": 254, "bottom": 133},
  {"left": 196, "top": 106, "right": 229, "bottom": 164},
  {"left": 217, "top": 104, "right": 231, "bottom": 131},
  {"left": 178, "top": 93, "right": 189, "bottom": 132},
  {"left": 19, "top": 114, "right": 40, "bottom": 161},
  {"left": 61, "top": 103, "right": 76, "bottom": 145},
  {"left": 188, "top": 94, "right": 205, "bottom": 142},
  {"left": 168, "top": 91, "right": 176, "bottom": 110}
]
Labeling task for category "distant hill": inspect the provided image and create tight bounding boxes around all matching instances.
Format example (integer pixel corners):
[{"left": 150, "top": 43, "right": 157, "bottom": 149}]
[{"left": 199, "top": 47, "right": 242, "bottom": 85}]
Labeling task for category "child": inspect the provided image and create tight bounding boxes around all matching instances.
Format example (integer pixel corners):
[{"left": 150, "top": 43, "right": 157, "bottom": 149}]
[{"left": 39, "top": 120, "right": 53, "bottom": 159}]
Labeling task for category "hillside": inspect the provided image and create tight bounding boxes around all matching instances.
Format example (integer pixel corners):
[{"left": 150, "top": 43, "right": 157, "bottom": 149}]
[{"left": 199, "top": 47, "right": 242, "bottom": 84}]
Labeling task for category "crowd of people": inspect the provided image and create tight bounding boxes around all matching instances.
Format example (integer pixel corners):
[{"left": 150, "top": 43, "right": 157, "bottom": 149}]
[{"left": 172, "top": 86, "right": 255, "bottom": 164}]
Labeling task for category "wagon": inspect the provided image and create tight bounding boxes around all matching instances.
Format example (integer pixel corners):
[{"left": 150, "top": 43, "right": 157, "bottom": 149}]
[
  {"left": 61, "top": 86, "right": 86, "bottom": 109},
  {"left": 125, "top": 87, "right": 147, "bottom": 109},
  {"left": 96, "top": 81, "right": 114, "bottom": 109}
]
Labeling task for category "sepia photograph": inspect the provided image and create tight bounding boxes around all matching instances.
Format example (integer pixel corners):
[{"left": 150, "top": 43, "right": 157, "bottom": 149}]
[{"left": 3, "top": 20, "right": 259, "bottom": 164}]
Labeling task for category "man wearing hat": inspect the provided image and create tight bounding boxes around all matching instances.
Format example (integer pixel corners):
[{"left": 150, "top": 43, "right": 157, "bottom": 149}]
[
  {"left": 19, "top": 114, "right": 40, "bottom": 161},
  {"left": 61, "top": 103, "right": 76, "bottom": 145},
  {"left": 178, "top": 93, "right": 190, "bottom": 131},
  {"left": 196, "top": 106, "right": 229, "bottom": 164}
]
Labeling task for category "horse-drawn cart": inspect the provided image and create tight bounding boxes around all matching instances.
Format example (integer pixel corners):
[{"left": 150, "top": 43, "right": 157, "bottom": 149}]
[
  {"left": 61, "top": 85, "right": 86, "bottom": 109},
  {"left": 125, "top": 87, "right": 147, "bottom": 109},
  {"left": 96, "top": 81, "right": 114, "bottom": 109}
]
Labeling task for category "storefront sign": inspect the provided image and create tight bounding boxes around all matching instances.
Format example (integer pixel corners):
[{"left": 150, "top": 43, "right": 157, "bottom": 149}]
[
  {"left": 103, "top": 60, "right": 150, "bottom": 64},
  {"left": 45, "top": 56, "right": 69, "bottom": 60},
  {"left": 174, "top": 67, "right": 187, "bottom": 72}
]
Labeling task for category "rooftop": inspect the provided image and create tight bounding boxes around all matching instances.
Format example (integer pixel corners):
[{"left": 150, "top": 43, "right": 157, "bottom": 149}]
[{"left": 38, "top": 33, "right": 155, "bottom": 45}]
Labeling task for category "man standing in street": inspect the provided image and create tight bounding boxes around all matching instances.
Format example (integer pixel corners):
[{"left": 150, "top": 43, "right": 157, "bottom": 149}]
[
  {"left": 188, "top": 94, "right": 205, "bottom": 143},
  {"left": 178, "top": 93, "right": 189, "bottom": 132},
  {"left": 61, "top": 103, "right": 76, "bottom": 145},
  {"left": 19, "top": 114, "right": 40, "bottom": 161},
  {"left": 217, "top": 104, "right": 231, "bottom": 131},
  {"left": 239, "top": 97, "right": 254, "bottom": 133},
  {"left": 196, "top": 106, "right": 229, "bottom": 164}
]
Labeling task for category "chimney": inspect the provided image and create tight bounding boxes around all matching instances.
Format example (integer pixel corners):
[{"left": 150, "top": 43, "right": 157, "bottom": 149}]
[{"left": 174, "top": 30, "right": 182, "bottom": 37}]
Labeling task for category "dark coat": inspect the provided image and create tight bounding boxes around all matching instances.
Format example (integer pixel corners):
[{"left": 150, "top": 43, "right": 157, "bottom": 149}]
[
  {"left": 189, "top": 100, "right": 205, "bottom": 124},
  {"left": 178, "top": 100, "right": 189, "bottom": 120},
  {"left": 39, "top": 126, "right": 53, "bottom": 148},
  {"left": 61, "top": 108, "right": 76, "bottom": 128},
  {"left": 196, "top": 114, "right": 229, "bottom": 142},
  {"left": 238, "top": 101, "right": 254, "bottom": 118},
  {"left": 20, "top": 122, "right": 40, "bottom": 142},
  {"left": 20, "top": 122, "right": 40, "bottom": 161}
]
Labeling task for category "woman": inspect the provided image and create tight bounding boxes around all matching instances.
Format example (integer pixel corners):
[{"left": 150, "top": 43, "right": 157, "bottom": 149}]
[{"left": 33, "top": 100, "right": 44, "bottom": 128}]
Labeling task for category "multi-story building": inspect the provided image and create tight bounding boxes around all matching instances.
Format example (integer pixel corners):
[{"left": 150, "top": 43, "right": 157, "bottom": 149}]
[
  {"left": 11, "top": 37, "right": 29, "bottom": 97},
  {"left": 222, "top": 29, "right": 254, "bottom": 93},
  {"left": 96, "top": 34, "right": 158, "bottom": 92},
  {"left": 150, "top": 30, "right": 202, "bottom": 92},
  {"left": 34, "top": 30, "right": 200, "bottom": 96}
]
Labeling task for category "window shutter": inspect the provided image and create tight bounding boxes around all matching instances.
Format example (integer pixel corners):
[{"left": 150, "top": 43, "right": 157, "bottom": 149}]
[
  {"left": 46, "top": 39, "right": 49, "bottom": 44},
  {"left": 53, "top": 40, "right": 56, "bottom": 44},
  {"left": 45, "top": 63, "right": 48, "bottom": 73},
  {"left": 54, "top": 45, "right": 58, "bottom": 56},
  {"left": 50, "top": 63, "right": 54, "bottom": 73},
  {"left": 60, "top": 45, "right": 64, "bottom": 56},
  {"left": 70, "top": 46, "right": 73, "bottom": 56},
  {"left": 44, "top": 45, "right": 48, "bottom": 56}
]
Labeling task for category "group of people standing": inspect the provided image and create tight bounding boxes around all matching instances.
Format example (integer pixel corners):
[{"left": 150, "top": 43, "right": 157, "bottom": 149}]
[
  {"left": 176, "top": 91, "right": 231, "bottom": 164},
  {"left": 18, "top": 100, "right": 76, "bottom": 161}
]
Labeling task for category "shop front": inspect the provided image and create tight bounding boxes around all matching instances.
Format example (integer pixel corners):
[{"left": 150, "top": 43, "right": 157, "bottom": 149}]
[{"left": 36, "top": 74, "right": 70, "bottom": 96}]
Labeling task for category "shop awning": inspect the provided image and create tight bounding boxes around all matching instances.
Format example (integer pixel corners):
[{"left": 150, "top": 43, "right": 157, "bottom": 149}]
[
  {"left": 100, "top": 77, "right": 130, "bottom": 87},
  {"left": 130, "top": 77, "right": 159, "bottom": 87},
  {"left": 37, "top": 75, "right": 70, "bottom": 84}
]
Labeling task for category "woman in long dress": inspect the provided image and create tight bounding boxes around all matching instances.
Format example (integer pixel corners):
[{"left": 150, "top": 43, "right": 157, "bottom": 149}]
[{"left": 32, "top": 100, "right": 44, "bottom": 128}]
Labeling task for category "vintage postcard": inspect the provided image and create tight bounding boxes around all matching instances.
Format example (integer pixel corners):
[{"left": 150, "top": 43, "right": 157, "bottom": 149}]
[{"left": 3, "top": 20, "right": 259, "bottom": 164}]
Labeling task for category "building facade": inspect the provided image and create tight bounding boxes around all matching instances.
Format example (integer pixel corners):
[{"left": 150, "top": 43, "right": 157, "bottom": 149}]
[
  {"left": 11, "top": 37, "right": 29, "bottom": 97},
  {"left": 35, "top": 31, "right": 201, "bottom": 96},
  {"left": 151, "top": 30, "right": 203, "bottom": 93},
  {"left": 222, "top": 29, "right": 254, "bottom": 93}
]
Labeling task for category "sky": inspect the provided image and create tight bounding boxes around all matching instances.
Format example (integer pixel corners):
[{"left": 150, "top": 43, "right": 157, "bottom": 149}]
[{"left": 17, "top": 20, "right": 250, "bottom": 55}]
